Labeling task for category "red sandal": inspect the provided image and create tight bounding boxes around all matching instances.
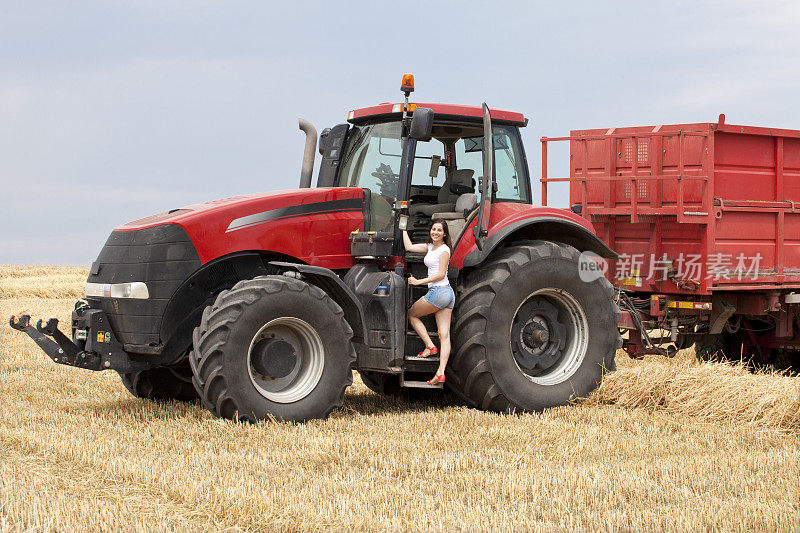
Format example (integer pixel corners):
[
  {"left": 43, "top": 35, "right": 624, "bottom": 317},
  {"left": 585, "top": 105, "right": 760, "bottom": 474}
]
[
  {"left": 427, "top": 374, "right": 445, "bottom": 385},
  {"left": 418, "top": 345, "right": 438, "bottom": 358}
]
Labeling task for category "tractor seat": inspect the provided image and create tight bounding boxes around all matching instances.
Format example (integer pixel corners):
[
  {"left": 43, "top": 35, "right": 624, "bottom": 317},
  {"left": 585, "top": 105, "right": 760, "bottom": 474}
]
[
  {"left": 432, "top": 193, "right": 478, "bottom": 241},
  {"left": 409, "top": 169, "right": 475, "bottom": 216}
]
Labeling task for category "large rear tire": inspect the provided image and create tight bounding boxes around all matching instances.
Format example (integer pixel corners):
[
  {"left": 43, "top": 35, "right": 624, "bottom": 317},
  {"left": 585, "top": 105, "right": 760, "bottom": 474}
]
[
  {"left": 118, "top": 356, "right": 199, "bottom": 402},
  {"left": 190, "top": 275, "right": 356, "bottom": 422},
  {"left": 449, "top": 241, "right": 621, "bottom": 412}
]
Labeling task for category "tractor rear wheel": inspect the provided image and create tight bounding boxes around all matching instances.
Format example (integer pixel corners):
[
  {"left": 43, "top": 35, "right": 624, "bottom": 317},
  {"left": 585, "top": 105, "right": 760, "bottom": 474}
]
[
  {"left": 190, "top": 275, "right": 356, "bottom": 422},
  {"left": 118, "top": 355, "right": 199, "bottom": 402},
  {"left": 449, "top": 241, "right": 621, "bottom": 412}
]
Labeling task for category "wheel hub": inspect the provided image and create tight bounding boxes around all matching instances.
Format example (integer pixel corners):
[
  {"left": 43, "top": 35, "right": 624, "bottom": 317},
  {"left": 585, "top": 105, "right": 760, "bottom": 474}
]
[
  {"left": 511, "top": 298, "right": 567, "bottom": 376},
  {"left": 251, "top": 338, "right": 297, "bottom": 379},
  {"left": 522, "top": 318, "right": 550, "bottom": 351}
]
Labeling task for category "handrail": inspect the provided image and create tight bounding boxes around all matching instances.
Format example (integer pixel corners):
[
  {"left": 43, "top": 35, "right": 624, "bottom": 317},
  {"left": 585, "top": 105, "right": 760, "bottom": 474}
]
[
  {"left": 540, "top": 175, "right": 708, "bottom": 182},
  {"left": 540, "top": 130, "right": 709, "bottom": 143},
  {"left": 541, "top": 128, "right": 713, "bottom": 223}
]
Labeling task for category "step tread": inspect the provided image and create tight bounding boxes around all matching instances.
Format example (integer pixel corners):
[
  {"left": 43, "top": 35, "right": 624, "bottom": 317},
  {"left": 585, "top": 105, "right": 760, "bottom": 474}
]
[
  {"left": 404, "top": 355, "right": 440, "bottom": 363},
  {"left": 406, "top": 331, "right": 439, "bottom": 337},
  {"left": 401, "top": 379, "right": 443, "bottom": 389}
]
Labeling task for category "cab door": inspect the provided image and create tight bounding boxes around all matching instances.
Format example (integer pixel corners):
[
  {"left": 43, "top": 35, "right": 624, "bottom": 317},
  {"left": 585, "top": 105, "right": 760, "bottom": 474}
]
[{"left": 473, "top": 103, "right": 495, "bottom": 250}]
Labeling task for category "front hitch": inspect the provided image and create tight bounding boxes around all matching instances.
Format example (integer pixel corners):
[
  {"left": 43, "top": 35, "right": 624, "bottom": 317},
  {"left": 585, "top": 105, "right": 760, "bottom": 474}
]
[
  {"left": 9, "top": 307, "right": 149, "bottom": 373},
  {"left": 10, "top": 314, "right": 104, "bottom": 370}
]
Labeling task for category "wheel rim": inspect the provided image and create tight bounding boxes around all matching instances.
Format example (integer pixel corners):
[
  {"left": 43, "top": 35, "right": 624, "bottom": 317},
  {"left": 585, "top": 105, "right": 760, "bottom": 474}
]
[
  {"left": 247, "top": 317, "right": 324, "bottom": 403},
  {"left": 510, "top": 288, "right": 589, "bottom": 386}
]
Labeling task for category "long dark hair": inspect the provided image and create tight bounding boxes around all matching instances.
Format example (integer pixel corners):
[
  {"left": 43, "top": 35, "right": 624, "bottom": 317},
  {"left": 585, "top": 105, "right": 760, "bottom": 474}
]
[{"left": 427, "top": 218, "right": 451, "bottom": 248}]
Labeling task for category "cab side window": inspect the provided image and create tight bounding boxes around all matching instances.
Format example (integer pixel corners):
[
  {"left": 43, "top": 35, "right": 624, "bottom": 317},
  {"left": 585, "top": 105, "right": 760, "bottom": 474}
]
[{"left": 454, "top": 126, "right": 527, "bottom": 202}]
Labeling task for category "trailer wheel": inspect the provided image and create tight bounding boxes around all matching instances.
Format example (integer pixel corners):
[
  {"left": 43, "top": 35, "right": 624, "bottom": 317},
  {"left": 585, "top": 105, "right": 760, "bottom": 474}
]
[
  {"left": 118, "top": 356, "right": 199, "bottom": 402},
  {"left": 449, "top": 241, "right": 621, "bottom": 412},
  {"left": 695, "top": 333, "right": 742, "bottom": 363},
  {"left": 189, "top": 275, "right": 355, "bottom": 422},
  {"left": 772, "top": 349, "right": 799, "bottom": 373},
  {"left": 697, "top": 329, "right": 798, "bottom": 372}
]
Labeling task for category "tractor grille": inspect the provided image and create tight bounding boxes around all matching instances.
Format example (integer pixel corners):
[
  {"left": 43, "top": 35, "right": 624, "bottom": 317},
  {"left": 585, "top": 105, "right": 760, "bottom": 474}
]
[{"left": 86, "top": 224, "right": 201, "bottom": 348}]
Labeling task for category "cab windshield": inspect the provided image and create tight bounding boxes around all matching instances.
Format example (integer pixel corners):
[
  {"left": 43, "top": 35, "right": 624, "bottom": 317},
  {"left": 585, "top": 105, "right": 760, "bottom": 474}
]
[{"left": 337, "top": 122, "right": 401, "bottom": 231}]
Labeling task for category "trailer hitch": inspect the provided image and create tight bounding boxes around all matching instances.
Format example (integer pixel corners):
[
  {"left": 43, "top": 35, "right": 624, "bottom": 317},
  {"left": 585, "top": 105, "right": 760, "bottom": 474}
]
[
  {"left": 10, "top": 314, "right": 104, "bottom": 370},
  {"left": 616, "top": 291, "right": 674, "bottom": 358}
]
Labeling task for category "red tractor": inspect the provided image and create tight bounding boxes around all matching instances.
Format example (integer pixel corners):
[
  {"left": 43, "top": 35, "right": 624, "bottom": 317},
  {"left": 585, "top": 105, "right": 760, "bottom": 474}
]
[{"left": 11, "top": 75, "right": 621, "bottom": 422}]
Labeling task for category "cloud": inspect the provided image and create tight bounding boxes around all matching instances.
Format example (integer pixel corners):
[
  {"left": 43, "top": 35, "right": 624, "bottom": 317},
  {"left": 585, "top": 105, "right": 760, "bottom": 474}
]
[{"left": 2, "top": 1, "right": 800, "bottom": 263}]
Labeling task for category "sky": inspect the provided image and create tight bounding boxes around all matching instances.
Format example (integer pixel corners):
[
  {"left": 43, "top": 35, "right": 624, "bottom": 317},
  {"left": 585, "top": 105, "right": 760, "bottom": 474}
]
[{"left": 2, "top": 0, "right": 800, "bottom": 264}]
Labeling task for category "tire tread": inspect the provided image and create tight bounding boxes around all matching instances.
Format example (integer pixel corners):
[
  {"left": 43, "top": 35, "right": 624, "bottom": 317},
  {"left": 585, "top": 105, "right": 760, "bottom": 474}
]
[
  {"left": 189, "top": 275, "right": 356, "bottom": 421},
  {"left": 449, "top": 241, "right": 622, "bottom": 412}
]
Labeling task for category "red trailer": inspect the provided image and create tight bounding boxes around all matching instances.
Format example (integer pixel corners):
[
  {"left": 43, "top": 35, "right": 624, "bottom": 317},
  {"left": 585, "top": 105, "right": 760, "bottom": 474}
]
[{"left": 542, "top": 114, "right": 800, "bottom": 367}]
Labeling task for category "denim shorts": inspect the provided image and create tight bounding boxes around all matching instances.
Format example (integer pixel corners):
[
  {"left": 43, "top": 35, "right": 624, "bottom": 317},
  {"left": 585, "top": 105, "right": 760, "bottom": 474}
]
[{"left": 423, "top": 285, "right": 455, "bottom": 309}]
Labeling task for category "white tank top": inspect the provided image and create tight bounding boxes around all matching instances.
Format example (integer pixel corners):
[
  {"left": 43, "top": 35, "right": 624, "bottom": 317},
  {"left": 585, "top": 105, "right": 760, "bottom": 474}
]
[{"left": 424, "top": 243, "right": 451, "bottom": 287}]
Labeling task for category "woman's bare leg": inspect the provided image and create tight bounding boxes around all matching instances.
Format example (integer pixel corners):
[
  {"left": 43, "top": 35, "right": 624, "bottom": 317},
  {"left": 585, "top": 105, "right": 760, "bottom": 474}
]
[
  {"left": 408, "top": 297, "right": 440, "bottom": 355},
  {"left": 433, "top": 308, "right": 453, "bottom": 376}
]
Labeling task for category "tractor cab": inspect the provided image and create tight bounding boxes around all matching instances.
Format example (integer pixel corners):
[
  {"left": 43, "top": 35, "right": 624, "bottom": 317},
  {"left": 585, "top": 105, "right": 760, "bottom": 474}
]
[
  {"left": 307, "top": 76, "right": 539, "bottom": 389},
  {"left": 317, "top": 76, "right": 531, "bottom": 253}
]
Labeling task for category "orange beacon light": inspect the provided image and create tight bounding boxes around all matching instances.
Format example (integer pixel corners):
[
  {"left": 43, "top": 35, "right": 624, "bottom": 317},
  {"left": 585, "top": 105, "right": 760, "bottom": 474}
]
[{"left": 400, "top": 73, "right": 415, "bottom": 95}]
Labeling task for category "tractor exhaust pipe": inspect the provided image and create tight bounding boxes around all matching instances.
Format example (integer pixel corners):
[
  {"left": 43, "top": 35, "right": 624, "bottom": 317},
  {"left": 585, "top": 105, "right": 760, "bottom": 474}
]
[{"left": 298, "top": 118, "right": 317, "bottom": 188}]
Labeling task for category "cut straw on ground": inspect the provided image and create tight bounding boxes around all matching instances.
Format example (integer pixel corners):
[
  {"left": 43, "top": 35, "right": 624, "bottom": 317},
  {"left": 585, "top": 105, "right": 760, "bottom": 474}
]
[
  {"left": 589, "top": 354, "right": 800, "bottom": 432},
  {"left": 2, "top": 266, "right": 798, "bottom": 531}
]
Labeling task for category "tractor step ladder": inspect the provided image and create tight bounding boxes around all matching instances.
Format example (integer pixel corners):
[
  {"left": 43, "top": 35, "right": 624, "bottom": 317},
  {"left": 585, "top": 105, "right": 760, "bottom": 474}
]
[
  {"left": 401, "top": 343, "right": 442, "bottom": 389},
  {"left": 400, "top": 261, "right": 443, "bottom": 388},
  {"left": 402, "top": 353, "right": 439, "bottom": 373}
]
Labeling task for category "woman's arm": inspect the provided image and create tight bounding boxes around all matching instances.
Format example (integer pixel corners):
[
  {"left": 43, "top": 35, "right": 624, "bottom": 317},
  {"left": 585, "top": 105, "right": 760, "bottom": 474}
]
[
  {"left": 402, "top": 230, "right": 428, "bottom": 254},
  {"left": 409, "top": 251, "right": 450, "bottom": 286}
]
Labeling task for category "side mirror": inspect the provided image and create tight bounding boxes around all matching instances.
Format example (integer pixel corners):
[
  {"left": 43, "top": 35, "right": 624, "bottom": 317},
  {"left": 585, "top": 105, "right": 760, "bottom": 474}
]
[
  {"left": 317, "top": 124, "right": 350, "bottom": 188},
  {"left": 398, "top": 214, "right": 409, "bottom": 231},
  {"left": 428, "top": 155, "right": 442, "bottom": 178},
  {"left": 318, "top": 127, "right": 331, "bottom": 155},
  {"left": 409, "top": 108, "right": 434, "bottom": 141}
]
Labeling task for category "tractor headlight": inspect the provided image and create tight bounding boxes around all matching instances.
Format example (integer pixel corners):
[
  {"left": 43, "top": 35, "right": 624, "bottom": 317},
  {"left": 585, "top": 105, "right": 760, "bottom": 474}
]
[{"left": 85, "top": 282, "right": 150, "bottom": 299}]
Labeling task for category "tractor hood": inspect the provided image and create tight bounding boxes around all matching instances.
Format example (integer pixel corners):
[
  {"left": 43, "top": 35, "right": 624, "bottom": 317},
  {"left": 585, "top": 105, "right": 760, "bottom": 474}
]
[
  {"left": 115, "top": 187, "right": 366, "bottom": 267},
  {"left": 117, "top": 188, "right": 362, "bottom": 232}
]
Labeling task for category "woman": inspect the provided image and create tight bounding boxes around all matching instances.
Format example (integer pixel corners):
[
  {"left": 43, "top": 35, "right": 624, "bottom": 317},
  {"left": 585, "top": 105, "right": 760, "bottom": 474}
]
[{"left": 402, "top": 219, "right": 455, "bottom": 385}]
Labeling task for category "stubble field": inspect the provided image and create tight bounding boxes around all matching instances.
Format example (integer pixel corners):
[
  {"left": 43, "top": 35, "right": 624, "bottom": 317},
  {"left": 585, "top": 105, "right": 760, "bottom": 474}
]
[{"left": 1, "top": 265, "right": 799, "bottom": 532}]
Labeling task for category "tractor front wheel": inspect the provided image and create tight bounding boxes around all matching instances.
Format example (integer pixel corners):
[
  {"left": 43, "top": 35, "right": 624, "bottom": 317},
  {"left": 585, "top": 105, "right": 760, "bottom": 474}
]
[{"left": 190, "top": 275, "right": 356, "bottom": 422}]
